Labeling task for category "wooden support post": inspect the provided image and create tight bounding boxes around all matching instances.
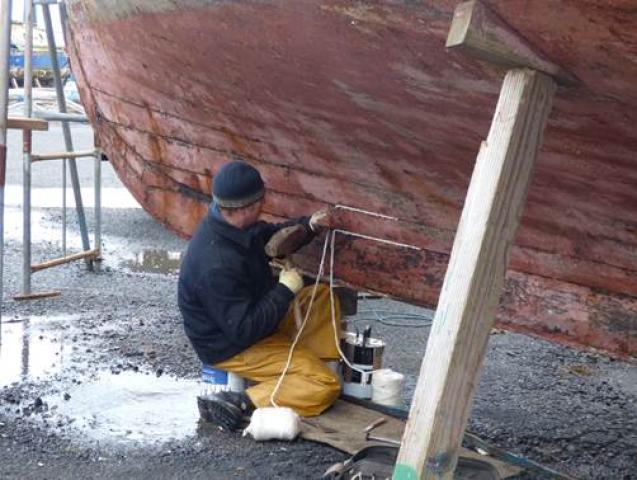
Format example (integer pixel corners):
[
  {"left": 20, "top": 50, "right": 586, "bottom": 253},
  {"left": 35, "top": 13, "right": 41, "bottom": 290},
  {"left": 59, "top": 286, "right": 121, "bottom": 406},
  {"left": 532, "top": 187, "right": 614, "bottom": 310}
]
[{"left": 393, "top": 69, "right": 556, "bottom": 480}]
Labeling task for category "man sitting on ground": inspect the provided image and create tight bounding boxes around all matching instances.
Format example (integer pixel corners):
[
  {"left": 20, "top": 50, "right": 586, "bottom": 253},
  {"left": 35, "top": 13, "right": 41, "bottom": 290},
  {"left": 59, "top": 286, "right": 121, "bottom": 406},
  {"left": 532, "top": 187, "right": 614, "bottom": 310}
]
[{"left": 178, "top": 160, "right": 341, "bottom": 430}]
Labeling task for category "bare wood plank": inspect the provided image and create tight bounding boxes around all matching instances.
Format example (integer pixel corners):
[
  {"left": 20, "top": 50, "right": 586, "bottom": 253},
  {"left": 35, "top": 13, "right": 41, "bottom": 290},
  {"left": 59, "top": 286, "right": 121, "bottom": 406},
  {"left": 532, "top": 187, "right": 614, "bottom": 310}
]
[
  {"left": 31, "top": 249, "right": 99, "bottom": 273},
  {"left": 393, "top": 69, "right": 556, "bottom": 480},
  {"left": 13, "top": 290, "right": 61, "bottom": 301},
  {"left": 446, "top": 1, "right": 577, "bottom": 85},
  {"left": 7, "top": 116, "right": 49, "bottom": 131}
]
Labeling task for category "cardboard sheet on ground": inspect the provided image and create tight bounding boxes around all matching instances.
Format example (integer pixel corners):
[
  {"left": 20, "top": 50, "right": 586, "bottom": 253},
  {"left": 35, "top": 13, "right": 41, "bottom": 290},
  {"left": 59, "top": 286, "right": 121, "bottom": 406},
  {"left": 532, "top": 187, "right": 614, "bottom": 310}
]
[{"left": 300, "top": 400, "right": 521, "bottom": 478}]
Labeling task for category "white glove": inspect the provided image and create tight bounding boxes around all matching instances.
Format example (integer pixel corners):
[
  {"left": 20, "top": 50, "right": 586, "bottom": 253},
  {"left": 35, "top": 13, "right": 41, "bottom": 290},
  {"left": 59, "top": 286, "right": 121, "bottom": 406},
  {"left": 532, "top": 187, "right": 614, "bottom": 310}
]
[{"left": 279, "top": 268, "right": 303, "bottom": 294}]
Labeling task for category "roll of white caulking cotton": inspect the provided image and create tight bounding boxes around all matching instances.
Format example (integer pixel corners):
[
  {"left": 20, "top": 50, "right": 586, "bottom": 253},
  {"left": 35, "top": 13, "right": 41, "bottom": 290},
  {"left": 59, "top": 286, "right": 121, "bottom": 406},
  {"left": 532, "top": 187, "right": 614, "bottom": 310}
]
[
  {"left": 372, "top": 369, "right": 405, "bottom": 407},
  {"left": 243, "top": 407, "right": 300, "bottom": 441}
]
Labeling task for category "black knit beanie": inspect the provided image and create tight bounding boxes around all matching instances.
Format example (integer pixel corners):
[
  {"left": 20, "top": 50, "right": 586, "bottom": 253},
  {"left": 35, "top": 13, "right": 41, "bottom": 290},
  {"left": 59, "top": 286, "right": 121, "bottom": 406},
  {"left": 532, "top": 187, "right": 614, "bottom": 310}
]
[{"left": 212, "top": 161, "right": 265, "bottom": 208}]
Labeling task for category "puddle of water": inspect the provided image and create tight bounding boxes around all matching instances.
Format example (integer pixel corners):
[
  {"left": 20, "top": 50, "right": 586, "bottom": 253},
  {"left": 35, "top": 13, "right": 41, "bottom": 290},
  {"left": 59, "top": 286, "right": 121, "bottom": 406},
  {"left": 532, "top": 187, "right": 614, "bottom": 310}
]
[
  {"left": 47, "top": 371, "right": 200, "bottom": 444},
  {"left": 121, "top": 249, "right": 182, "bottom": 274},
  {"left": 5, "top": 185, "right": 141, "bottom": 209},
  {"left": 0, "top": 314, "right": 81, "bottom": 387},
  {"left": 5, "top": 205, "right": 170, "bottom": 269},
  {"left": 5, "top": 205, "right": 183, "bottom": 275}
]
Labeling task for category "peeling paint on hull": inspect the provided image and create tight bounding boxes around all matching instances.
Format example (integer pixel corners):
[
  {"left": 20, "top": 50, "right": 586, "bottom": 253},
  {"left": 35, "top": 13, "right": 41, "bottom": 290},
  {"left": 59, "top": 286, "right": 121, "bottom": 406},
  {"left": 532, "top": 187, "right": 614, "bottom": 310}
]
[{"left": 65, "top": 0, "right": 637, "bottom": 358}]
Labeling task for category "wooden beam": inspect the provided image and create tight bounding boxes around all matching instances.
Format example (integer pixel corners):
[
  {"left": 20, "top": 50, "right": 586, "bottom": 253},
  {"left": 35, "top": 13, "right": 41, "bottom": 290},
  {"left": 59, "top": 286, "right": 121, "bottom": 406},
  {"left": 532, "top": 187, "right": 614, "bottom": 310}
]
[
  {"left": 446, "top": 0, "right": 577, "bottom": 85},
  {"left": 393, "top": 69, "right": 556, "bottom": 480},
  {"left": 13, "top": 290, "right": 61, "bottom": 301},
  {"left": 7, "top": 116, "right": 49, "bottom": 131},
  {"left": 31, "top": 249, "right": 99, "bottom": 273}
]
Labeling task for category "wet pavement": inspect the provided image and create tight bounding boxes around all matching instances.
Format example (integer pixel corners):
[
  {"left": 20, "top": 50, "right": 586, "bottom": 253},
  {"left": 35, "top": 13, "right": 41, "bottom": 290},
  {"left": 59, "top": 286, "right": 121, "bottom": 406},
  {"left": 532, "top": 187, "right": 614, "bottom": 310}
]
[
  {"left": 43, "top": 371, "right": 200, "bottom": 445},
  {"left": 1, "top": 123, "right": 349, "bottom": 479},
  {"left": 0, "top": 314, "right": 82, "bottom": 387},
  {"left": 0, "top": 124, "right": 635, "bottom": 479}
]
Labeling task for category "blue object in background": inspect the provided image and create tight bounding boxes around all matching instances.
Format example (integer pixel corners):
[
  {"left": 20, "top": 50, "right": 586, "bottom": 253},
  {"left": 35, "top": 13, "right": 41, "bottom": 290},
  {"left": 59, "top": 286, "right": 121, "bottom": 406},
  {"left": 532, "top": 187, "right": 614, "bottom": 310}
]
[{"left": 9, "top": 47, "right": 69, "bottom": 72}]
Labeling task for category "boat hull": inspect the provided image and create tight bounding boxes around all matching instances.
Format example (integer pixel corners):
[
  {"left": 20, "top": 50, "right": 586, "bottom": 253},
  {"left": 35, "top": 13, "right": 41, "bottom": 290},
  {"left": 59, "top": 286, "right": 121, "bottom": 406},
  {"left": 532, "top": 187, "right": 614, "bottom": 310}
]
[{"left": 65, "top": 0, "right": 637, "bottom": 358}]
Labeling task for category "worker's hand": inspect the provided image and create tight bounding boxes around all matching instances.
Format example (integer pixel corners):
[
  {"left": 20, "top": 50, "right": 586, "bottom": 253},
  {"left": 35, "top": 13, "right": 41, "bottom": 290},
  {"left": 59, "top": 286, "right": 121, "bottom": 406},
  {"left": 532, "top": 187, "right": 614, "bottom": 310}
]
[
  {"left": 309, "top": 208, "right": 332, "bottom": 232},
  {"left": 279, "top": 267, "right": 304, "bottom": 294}
]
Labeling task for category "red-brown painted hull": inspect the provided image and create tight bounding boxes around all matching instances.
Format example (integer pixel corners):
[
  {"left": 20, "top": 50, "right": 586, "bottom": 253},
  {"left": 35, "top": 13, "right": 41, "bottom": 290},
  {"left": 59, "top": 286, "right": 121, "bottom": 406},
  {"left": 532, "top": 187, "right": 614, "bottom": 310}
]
[{"left": 65, "top": 1, "right": 637, "bottom": 358}]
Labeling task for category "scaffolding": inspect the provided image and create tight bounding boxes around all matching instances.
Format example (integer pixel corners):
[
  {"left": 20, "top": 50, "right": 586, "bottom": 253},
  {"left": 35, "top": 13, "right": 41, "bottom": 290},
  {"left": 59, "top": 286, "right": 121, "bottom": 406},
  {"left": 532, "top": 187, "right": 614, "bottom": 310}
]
[{"left": 0, "top": 0, "right": 102, "bottom": 325}]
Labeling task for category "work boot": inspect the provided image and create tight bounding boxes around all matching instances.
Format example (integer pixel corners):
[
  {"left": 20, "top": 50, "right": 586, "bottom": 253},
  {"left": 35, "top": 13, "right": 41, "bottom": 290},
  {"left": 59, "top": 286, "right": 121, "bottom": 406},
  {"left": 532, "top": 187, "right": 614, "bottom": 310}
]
[
  {"left": 216, "top": 391, "right": 255, "bottom": 415},
  {"left": 197, "top": 391, "right": 254, "bottom": 431}
]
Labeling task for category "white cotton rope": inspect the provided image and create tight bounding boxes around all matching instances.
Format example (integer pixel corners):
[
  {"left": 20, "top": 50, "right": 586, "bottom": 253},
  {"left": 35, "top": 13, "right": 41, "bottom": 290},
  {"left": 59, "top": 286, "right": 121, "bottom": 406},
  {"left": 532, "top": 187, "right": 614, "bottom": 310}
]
[
  {"left": 333, "top": 229, "right": 422, "bottom": 251},
  {"left": 268, "top": 229, "right": 391, "bottom": 412},
  {"left": 268, "top": 232, "right": 331, "bottom": 407},
  {"left": 247, "top": 235, "right": 329, "bottom": 441},
  {"left": 266, "top": 215, "right": 419, "bottom": 411},
  {"left": 327, "top": 230, "right": 386, "bottom": 378},
  {"left": 334, "top": 204, "right": 399, "bottom": 221},
  {"left": 333, "top": 204, "right": 421, "bottom": 251}
]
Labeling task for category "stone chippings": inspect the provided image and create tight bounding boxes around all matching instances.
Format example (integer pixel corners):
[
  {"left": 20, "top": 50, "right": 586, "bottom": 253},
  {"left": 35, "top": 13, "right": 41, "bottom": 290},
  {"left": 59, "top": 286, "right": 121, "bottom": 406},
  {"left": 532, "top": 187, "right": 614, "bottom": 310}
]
[
  {"left": 365, "top": 300, "right": 637, "bottom": 480},
  {"left": 0, "top": 204, "right": 634, "bottom": 479}
]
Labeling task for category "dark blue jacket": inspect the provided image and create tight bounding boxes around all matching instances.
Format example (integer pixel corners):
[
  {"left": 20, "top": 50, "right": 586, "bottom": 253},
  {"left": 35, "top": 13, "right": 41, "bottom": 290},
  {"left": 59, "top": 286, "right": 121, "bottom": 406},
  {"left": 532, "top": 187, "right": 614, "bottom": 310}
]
[{"left": 178, "top": 205, "right": 313, "bottom": 365}]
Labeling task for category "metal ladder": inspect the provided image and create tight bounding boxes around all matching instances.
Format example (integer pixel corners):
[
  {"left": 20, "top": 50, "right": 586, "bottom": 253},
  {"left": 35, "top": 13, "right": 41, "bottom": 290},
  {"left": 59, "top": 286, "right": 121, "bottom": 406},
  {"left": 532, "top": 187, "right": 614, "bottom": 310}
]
[{"left": 0, "top": 0, "right": 102, "bottom": 325}]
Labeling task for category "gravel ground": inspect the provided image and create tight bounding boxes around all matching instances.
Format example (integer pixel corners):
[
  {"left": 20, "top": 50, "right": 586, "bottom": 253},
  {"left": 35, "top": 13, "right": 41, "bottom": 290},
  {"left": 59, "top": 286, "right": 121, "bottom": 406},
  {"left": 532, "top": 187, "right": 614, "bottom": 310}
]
[{"left": 0, "top": 124, "right": 635, "bottom": 479}]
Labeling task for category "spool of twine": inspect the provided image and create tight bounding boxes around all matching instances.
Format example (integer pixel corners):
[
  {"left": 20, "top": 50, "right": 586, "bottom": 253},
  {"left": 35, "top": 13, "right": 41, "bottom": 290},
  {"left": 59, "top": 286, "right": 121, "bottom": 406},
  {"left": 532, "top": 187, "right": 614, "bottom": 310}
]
[{"left": 372, "top": 369, "right": 404, "bottom": 407}]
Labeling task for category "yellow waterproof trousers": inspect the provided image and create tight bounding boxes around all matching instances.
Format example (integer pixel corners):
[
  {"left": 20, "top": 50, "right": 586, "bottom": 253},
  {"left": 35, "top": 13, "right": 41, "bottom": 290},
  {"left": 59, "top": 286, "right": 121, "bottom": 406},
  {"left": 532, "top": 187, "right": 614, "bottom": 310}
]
[{"left": 215, "top": 284, "right": 341, "bottom": 417}]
